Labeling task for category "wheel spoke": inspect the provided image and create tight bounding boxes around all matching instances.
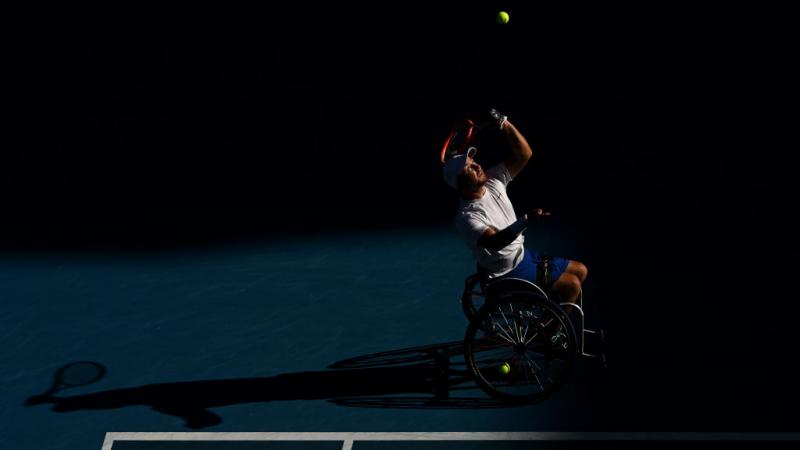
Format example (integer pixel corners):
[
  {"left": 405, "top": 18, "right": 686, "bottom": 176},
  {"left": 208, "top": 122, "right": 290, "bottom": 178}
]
[
  {"left": 523, "top": 355, "right": 544, "bottom": 392},
  {"left": 497, "top": 309, "right": 518, "bottom": 344},
  {"left": 474, "top": 335, "right": 511, "bottom": 350},
  {"left": 525, "top": 315, "right": 556, "bottom": 346},
  {"left": 508, "top": 303, "right": 522, "bottom": 342},
  {"left": 490, "top": 330, "right": 515, "bottom": 346},
  {"left": 489, "top": 315, "right": 517, "bottom": 345},
  {"left": 525, "top": 354, "right": 554, "bottom": 385}
]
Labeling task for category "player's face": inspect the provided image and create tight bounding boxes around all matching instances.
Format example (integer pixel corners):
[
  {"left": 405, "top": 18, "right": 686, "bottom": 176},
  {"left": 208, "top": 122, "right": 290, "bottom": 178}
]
[{"left": 462, "top": 158, "right": 487, "bottom": 186}]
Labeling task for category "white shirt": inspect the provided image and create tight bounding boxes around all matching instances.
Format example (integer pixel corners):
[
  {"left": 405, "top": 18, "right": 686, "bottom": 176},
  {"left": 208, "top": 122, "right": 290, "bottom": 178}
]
[{"left": 454, "top": 163, "right": 524, "bottom": 278}]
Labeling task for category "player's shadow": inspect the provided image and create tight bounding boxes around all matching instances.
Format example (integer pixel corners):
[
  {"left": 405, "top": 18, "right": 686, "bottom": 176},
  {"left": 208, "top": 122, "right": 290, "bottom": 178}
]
[{"left": 25, "top": 341, "right": 514, "bottom": 429}]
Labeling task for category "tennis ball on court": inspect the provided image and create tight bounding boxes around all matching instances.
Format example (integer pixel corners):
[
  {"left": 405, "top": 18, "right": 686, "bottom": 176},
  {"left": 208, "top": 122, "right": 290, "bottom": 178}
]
[
  {"left": 499, "top": 362, "right": 511, "bottom": 375},
  {"left": 496, "top": 11, "right": 510, "bottom": 25}
]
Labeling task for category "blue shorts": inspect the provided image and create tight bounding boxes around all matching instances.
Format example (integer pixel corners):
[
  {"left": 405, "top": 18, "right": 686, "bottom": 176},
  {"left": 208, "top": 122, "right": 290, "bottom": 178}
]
[{"left": 500, "top": 249, "right": 570, "bottom": 286}]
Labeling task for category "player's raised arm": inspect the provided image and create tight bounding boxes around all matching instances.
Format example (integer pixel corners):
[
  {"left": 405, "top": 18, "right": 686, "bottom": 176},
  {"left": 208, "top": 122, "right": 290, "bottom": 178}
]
[
  {"left": 487, "top": 109, "right": 532, "bottom": 178},
  {"left": 502, "top": 119, "right": 533, "bottom": 178}
]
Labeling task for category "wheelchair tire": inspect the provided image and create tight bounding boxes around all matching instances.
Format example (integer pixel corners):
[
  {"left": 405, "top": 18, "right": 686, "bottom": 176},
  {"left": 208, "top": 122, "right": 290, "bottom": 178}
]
[
  {"left": 464, "top": 292, "right": 577, "bottom": 403},
  {"left": 460, "top": 274, "right": 483, "bottom": 323}
]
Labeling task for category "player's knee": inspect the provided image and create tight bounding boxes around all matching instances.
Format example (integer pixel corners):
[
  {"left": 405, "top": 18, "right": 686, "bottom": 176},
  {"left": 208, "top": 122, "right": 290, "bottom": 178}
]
[
  {"left": 555, "top": 273, "right": 581, "bottom": 297},
  {"left": 571, "top": 260, "right": 588, "bottom": 283}
]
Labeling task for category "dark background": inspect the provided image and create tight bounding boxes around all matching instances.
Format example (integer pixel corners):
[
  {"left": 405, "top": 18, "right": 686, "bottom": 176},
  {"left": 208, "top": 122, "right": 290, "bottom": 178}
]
[
  {"left": 3, "top": 0, "right": 798, "bottom": 430},
  {"left": 6, "top": 2, "right": 793, "bottom": 247}
]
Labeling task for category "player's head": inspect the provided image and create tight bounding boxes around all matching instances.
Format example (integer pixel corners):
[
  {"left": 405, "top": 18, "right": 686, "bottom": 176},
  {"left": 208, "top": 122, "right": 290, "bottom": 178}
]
[{"left": 443, "top": 147, "right": 487, "bottom": 193}]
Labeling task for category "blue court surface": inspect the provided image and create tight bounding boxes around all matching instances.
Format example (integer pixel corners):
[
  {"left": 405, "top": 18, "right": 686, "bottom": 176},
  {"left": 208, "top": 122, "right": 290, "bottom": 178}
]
[
  {"left": 3, "top": 223, "right": 799, "bottom": 450},
  {"left": 2, "top": 228, "right": 602, "bottom": 449}
]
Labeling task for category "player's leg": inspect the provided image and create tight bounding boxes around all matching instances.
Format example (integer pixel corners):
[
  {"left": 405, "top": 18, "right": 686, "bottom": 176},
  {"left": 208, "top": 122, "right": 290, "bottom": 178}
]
[
  {"left": 551, "top": 271, "right": 582, "bottom": 305},
  {"left": 549, "top": 258, "right": 585, "bottom": 316},
  {"left": 502, "top": 250, "right": 586, "bottom": 306},
  {"left": 564, "top": 260, "right": 588, "bottom": 283}
]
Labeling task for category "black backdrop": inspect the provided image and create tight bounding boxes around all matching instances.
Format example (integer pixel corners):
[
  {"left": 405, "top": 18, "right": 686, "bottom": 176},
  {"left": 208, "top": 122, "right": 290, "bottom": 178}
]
[{"left": 6, "top": 2, "right": 792, "bottom": 248}]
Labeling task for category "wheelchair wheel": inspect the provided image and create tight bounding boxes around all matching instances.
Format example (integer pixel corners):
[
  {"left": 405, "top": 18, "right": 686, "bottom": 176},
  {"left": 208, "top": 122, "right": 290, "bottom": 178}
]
[{"left": 464, "top": 292, "right": 577, "bottom": 403}]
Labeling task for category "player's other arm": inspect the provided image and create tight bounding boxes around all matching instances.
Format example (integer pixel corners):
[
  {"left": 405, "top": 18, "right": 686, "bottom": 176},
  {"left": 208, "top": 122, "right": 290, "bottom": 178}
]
[
  {"left": 502, "top": 120, "right": 533, "bottom": 178},
  {"left": 477, "top": 226, "right": 519, "bottom": 252},
  {"left": 476, "top": 209, "right": 548, "bottom": 251}
]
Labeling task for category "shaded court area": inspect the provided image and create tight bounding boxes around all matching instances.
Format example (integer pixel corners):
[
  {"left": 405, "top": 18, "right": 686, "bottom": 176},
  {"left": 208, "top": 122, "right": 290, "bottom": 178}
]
[{"left": 3, "top": 228, "right": 595, "bottom": 450}]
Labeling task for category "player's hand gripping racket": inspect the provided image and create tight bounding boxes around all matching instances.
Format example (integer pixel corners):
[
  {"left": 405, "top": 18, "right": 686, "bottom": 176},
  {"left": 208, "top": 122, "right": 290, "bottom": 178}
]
[
  {"left": 25, "top": 361, "right": 107, "bottom": 405},
  {"left": 439, "top": 109, "right": 508, "bottom": 164}
]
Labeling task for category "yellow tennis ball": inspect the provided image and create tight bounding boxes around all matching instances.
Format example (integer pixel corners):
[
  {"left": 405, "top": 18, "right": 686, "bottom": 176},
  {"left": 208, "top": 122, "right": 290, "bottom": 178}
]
[
  {"left": 499, "top": 362, "right": 511, "bottom": 375},
  {"left": 497, "top": 11, "right": 510, "bottom": 25}
]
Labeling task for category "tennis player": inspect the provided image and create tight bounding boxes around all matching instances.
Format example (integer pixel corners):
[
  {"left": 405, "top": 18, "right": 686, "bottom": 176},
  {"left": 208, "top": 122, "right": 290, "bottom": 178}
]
[{"left": 444, "top": 110, "right": 588, "bottom": 306}]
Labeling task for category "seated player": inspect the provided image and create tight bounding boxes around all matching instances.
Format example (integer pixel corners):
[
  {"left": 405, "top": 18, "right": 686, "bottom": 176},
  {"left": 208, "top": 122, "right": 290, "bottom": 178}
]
[{"left": 443, "top": 110, "right": 588, "bottom": 306}]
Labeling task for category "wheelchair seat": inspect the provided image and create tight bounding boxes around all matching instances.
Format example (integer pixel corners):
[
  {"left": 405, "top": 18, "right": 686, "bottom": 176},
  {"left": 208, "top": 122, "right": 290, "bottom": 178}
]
[
  {"left": 472, "top": 254, "right": 556, "bottom": 296},
  {"left": 483, "top": 276, "right": 550, "bottom": 301}
]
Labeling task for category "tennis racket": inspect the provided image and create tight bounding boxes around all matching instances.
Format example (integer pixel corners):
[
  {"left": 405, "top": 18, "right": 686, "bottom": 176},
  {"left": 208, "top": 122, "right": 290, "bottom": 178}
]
[{"left": 439, "top": 110, "right": 507, "bottom": 164}]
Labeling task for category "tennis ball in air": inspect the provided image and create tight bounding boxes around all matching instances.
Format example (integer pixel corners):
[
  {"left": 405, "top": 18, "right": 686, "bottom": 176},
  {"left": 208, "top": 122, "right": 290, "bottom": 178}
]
[
  {"left": 499, "top": 362, "right": 511, "bottom": 375},
  {"left": 497, "top": 11, "right": 510, "bottom": 25}
]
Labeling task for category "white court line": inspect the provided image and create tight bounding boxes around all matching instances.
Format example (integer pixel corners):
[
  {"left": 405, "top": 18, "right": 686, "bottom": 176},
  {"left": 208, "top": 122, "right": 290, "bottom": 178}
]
[{"left": 102, "top": 431, "right": 800, "bottom": 450}]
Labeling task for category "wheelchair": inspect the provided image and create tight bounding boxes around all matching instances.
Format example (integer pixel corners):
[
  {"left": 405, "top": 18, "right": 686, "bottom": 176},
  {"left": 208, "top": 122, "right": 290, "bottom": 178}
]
[{"left": 460, "top": 256, "right": 606, "bottom": 403}]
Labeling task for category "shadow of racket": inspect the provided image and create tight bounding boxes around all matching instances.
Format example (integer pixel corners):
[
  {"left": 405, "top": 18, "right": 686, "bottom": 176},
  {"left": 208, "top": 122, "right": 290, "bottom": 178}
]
[{"left": 25, "top": 361, "right": 107, "bottom": 405}]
